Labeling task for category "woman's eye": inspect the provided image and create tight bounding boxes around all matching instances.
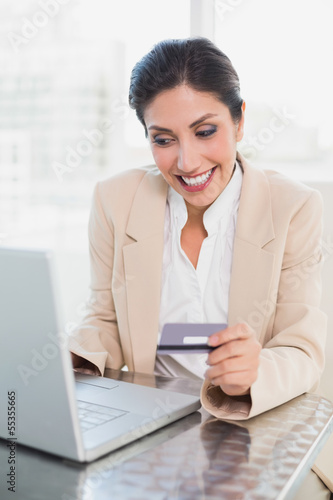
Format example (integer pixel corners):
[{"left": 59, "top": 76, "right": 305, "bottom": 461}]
[
  {"left": 153, "top": 137, "right": 172, "bottom": 146},
  {"left": 196, "top": 127, "right": 217, "bottom": 138}
]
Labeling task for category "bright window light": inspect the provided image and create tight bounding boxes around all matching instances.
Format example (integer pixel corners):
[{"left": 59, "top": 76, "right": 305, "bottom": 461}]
[{"left": 213, "top": 0, "right": 333, "bottom": 169}]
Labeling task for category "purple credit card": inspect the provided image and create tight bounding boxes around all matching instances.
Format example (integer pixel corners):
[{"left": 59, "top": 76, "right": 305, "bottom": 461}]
[{"left": 157, "top": 323, "right": 227, "bottom": 354}]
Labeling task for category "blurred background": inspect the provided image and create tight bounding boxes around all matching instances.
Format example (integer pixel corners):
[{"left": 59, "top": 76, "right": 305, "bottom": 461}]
[{"left": 1, "top": 0, "right": 332, "bottom": 397}]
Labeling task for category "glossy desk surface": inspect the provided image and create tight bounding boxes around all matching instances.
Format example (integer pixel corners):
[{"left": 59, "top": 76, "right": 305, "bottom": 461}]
[{"left": 1, "top": 369, "right": 333, "bottom": 500}]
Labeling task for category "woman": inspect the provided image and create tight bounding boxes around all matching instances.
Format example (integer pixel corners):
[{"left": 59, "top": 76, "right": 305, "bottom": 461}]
[{"left": 70, "top": 38, "right": 330, "bottom": 498}]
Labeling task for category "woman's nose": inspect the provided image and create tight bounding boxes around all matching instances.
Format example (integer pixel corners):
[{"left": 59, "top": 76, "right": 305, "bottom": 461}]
[{"left": 177, "top": 142, "right": 201, "bottom": 173}]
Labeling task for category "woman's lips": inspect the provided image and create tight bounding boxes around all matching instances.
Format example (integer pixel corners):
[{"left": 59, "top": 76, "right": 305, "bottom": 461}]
[{"left": 177, "top": 166, "right": 217, "bottom": 192}]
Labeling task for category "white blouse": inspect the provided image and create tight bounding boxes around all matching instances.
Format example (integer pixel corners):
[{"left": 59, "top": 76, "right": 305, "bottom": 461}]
[{"left": 155, "top": 162, "right": 243, "bottom": 380}]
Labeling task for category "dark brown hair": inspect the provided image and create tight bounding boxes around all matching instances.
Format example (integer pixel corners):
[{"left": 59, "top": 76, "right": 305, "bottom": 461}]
[{"left": 129, "top": 37, "right": 243, "bottom": 136}]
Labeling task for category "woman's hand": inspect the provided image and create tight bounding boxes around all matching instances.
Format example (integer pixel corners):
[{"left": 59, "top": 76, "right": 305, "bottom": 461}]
[
  {"left": 205, "top": 323, "right": 261, "bottom": 397},
  {"left": 70, "top": 352, "right": 100, "bottom": 376}
]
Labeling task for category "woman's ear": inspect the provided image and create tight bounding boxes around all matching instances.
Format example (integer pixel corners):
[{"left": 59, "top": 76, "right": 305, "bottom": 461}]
[{"left": 236, "top": 101, "right": 246, "bottom": 142}]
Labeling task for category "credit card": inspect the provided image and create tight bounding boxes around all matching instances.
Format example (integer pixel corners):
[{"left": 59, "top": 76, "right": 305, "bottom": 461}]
[{"left": 157, "top": 323, "right": 227, "bottom": 354}]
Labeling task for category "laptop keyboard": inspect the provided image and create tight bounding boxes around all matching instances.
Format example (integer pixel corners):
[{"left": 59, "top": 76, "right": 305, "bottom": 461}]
[{"left": 77, "top": 400, "right": 127, "bottom": 432}]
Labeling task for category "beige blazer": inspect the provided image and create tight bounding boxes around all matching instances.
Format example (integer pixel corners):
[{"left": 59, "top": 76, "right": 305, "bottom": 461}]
[{"left": 69, "top": 153, "right": 331, "bottom": 488}]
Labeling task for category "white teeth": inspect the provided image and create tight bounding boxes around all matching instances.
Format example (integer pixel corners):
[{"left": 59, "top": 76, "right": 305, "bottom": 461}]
[{"left": 181, "top": 168, "right": 213, "bottom": 186}]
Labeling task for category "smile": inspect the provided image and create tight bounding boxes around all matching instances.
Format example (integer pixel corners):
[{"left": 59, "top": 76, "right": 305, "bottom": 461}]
[
  {"left": 181, "top": 168, "right": 213, "bottom": 186},
  {"left": 177, "top": 167, "right": 217, "bottom": 192}
]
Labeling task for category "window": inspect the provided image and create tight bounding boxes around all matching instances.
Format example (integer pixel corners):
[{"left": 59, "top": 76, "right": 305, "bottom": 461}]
[
  {"left": 213, "top": 0, "right": 333, "bottom": 176},
  {"left": 0, "top": 0, "right": 190, "bottom": 244}
]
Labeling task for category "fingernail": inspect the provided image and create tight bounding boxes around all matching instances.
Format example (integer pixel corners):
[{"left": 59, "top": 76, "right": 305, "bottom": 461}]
[{"left": 208, "top": 335, "right": 218, "bottom": 347}]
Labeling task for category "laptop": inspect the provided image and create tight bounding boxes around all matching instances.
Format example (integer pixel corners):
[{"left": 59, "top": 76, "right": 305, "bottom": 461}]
[{"left": 0, "top": 247, "right": 201, "bottom": 462}]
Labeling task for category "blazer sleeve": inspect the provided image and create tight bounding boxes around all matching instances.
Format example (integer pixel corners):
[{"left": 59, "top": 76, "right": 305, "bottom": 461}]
[
  {"left": 201, "top": 189, "right": 327, "bottom": 420},
  {"left": 68, "top": 182, "right": 124, "bottom": 375}
]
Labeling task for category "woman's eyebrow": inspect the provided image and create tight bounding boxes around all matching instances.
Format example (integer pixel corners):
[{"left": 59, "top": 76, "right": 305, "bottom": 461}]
[
  {"left": 148, "top": 113, "right": 218, "bottom": 134},
  {"left": 148, "top": 125, "right": 173, "bottom": 133},
  {"left": 189, "top": 113, "right": 218, "bottom": 128}
]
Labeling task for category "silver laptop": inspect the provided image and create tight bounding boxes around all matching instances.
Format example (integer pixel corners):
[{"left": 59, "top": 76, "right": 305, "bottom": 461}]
[{"left": 0, "top": 247, "right": 200, "bottom": 462}]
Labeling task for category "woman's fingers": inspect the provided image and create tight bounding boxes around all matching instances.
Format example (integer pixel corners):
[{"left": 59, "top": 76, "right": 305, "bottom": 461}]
[
  {"left": 208, "top": 323, "right": 253, "bottom": 349},
  {"left": 205, "top": 323, "right": 261, "bottom": 396}
]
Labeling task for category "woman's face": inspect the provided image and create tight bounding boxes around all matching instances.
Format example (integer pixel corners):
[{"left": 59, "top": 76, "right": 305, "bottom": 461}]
[{"left": 144, "top": 85, "right": 245, "bottom": 212}]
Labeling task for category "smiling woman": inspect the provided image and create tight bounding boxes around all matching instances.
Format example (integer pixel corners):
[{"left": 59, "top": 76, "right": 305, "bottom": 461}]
[{"left": 69, "top": 38, "right": 330, "bottom": 498}]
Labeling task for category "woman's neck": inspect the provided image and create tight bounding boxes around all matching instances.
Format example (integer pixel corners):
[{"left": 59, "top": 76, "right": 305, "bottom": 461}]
[{"left": 184, "top": 200, "right": 209, "bottom": 226}]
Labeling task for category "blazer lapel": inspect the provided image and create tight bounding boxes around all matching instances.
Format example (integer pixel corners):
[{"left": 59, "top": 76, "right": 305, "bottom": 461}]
[
  {"left": 228, "top": 155, "right": 276, "bottom": 340},
  {"left": 123, "top": 168, "right": 168, "bottom": 373}
]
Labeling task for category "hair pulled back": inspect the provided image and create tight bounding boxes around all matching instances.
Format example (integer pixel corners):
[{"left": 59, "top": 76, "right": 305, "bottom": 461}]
[{"left": 129, "top": 37, "right": 243, "bottom": 135}]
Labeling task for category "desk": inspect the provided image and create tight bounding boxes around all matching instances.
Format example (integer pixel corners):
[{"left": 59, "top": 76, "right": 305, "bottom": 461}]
[{"left": 1, "top": 370, "right": 332, "bottom": 500}]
